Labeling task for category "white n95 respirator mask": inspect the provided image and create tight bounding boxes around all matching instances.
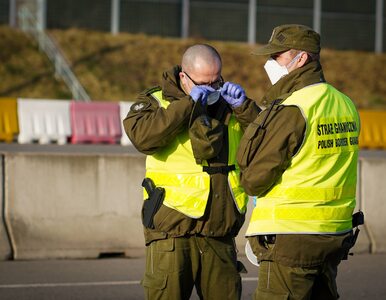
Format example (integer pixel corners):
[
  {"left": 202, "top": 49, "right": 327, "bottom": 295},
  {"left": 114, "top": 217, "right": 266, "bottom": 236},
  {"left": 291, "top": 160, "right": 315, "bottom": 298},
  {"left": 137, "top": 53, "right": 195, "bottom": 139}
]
[
  {"left": 264, "top": 52, "right": 304, "bottom": 85},
  {"left": 207, "top": 90, "right": 221, "bottom": 105},
  {"left": 263, "top": 58, "right": 289, "bottom": 85}
]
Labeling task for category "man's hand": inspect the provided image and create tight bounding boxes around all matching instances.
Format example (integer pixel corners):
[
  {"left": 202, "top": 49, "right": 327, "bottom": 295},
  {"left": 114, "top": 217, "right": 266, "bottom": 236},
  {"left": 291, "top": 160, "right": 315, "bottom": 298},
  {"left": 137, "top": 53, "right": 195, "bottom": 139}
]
[
  {"left": 190, "top": 85, "right": 215, "bottom": 105},
  {"left": 220, "top": 82, "right": 246, "bottom": 108}
]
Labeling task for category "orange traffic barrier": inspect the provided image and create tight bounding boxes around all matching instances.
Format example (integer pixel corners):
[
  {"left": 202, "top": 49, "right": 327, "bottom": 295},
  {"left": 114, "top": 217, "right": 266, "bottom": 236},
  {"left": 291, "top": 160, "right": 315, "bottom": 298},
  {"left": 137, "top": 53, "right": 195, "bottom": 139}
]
[
  {"left": 359, "top": 110, "right": 386, "bottom": 149},
  {"left": 0, "top": 98, "right": 19, "bottom": 143}
]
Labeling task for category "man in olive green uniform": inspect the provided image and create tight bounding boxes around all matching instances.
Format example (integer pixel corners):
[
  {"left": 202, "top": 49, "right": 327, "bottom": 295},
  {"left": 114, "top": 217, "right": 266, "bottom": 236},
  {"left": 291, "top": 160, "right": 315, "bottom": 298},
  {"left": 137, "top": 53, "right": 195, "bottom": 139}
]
[
  {"left": 123, "top": 44, "right": 259, "bottom": 299},
  {"left": 237, "top": 25, "right": 362, "bottom": 299}
]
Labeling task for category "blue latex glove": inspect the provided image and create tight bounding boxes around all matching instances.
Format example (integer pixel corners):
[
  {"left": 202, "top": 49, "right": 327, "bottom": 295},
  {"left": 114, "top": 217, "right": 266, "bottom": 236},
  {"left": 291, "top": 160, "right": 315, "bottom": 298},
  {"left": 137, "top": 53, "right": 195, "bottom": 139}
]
[
  {"left": 220, "top": 82, "right": 246, "bottom": 108},
  {"left": 190, "top": 85, "right": 215, "bottom": 105}
]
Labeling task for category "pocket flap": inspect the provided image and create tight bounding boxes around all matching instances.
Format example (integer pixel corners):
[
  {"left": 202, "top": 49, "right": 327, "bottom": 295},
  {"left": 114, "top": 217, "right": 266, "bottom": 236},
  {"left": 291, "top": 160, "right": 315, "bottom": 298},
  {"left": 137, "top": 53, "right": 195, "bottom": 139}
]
[
  {"left": 141, "top": 272, "right": 167, "bottom": 290},
  {"left": 156, "top": 238, "right": 175, "bottom": 252}
]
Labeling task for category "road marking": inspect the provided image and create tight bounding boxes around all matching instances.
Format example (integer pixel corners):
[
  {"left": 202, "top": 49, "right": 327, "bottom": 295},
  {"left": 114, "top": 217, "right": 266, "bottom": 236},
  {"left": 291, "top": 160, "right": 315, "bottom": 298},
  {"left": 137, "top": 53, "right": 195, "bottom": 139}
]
[
  {"left": 0, "top": 277, "right": 258, "bottom": 289},
  {"left": 0, "top": 281, "right": 141, "bottom": 288},
  {"left": 242, "top": 277, "right": 258, "bottom": 282}
]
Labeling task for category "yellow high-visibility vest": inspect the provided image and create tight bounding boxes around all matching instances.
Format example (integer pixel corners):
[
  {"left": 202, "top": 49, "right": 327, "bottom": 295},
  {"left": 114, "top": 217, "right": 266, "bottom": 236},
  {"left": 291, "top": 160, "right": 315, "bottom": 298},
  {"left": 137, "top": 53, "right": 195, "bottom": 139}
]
[
  {"left": 145, "top": 90, "right": 248, "bottom": 218},
  {"left": 246, "top": 83, "right": 360, "bottom": 235}
]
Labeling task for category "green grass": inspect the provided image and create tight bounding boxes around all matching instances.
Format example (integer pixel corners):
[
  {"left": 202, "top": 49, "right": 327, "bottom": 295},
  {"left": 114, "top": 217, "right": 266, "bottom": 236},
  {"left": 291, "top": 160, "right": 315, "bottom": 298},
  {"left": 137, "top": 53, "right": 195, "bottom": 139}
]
[
  {"left": 0, "top": 26, "right": 72, "bottom": 100},
  {"left": 1, "top": 26, "right": 386, "bottom": 109}
]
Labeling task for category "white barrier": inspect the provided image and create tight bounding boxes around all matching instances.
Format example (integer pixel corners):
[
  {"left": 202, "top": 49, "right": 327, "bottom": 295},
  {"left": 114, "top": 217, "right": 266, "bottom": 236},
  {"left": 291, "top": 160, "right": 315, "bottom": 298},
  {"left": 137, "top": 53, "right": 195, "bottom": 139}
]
[
  {"left": 119, "top": 101, "right": 134, "bottom": 146},
  {"left": 17, "top": 99, "right": 72, "bottom": 144}
]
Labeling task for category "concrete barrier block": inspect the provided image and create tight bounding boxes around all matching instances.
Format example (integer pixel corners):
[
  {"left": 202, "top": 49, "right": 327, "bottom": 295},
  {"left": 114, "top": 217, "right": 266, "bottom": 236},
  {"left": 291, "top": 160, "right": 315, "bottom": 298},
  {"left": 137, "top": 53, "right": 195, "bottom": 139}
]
[
  {"left": 360, "top": 157, "right": 386, "bottom": 253},
  {"left": 0, "top": 155, "right": 12, "bottom": 260},
  {"left": 1, "top": 149, "right": 384, "bottom": 260},
  {"left": 351, "top": 159, "right": 371, "bottom": 254},
  {"left": 4, "top": 152, "right": 146, "bottom": 259}
]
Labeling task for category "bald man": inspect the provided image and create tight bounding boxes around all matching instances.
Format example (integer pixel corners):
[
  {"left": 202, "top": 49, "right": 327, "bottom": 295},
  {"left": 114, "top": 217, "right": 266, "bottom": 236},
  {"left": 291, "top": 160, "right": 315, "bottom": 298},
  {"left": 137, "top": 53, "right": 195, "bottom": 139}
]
[{"left": 123, "top": 44, "right": 260, "bottom": 299}]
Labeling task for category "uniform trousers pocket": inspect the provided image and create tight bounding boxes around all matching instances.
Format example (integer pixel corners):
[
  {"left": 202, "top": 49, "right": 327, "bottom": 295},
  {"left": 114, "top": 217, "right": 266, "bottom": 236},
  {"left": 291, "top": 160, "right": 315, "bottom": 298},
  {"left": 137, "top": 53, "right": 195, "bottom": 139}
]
[{"left": 141, "top": 272, "right": 167, "bottom": 290}]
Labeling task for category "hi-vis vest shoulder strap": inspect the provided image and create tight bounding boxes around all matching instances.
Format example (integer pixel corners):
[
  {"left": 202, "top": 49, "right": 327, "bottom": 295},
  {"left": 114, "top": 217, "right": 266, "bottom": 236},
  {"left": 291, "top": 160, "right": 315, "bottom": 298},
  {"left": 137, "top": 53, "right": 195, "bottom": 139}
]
[
  {"left": 145, "top": 90, "right": 248, "bottom": 218},
  {"left": 246, "top": 83, "right": 360, "bottom": 236}
]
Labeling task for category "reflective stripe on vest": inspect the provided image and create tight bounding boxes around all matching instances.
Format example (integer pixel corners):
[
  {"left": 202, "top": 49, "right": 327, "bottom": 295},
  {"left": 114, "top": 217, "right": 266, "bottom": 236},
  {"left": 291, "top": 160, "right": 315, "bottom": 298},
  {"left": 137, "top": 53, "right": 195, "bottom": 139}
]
[
  {"left": 246, "top": 83, "right": 360, "bottom": 235},
  {"left": 146, "top": 90, "right": 248, "bottom": 218}
]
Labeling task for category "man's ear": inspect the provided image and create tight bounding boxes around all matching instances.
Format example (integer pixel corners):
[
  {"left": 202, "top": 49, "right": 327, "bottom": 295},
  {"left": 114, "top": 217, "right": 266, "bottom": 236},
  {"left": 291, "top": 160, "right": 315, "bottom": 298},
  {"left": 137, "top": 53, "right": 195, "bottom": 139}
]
[
  {"left": 298, "top": 52, "right": 309, "bottom": 67},
  {"left": 179, "top": 71, "right": 190, "bottom": 95}
]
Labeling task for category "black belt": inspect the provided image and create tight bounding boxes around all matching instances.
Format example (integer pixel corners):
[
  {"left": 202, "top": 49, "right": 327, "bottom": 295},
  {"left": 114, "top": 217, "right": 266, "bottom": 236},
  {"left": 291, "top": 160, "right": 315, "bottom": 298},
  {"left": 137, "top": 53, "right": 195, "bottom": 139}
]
[{"left": 203, "top": 165, "right": 236, "bottom": 175}]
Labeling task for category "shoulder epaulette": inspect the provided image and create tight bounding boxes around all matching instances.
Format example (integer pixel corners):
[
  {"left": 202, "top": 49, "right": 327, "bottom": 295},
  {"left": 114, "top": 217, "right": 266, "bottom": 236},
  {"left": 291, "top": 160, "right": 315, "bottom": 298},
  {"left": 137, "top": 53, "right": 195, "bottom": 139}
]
[{"left": 142, "top": 86, "right": 161, "bottom": 96}]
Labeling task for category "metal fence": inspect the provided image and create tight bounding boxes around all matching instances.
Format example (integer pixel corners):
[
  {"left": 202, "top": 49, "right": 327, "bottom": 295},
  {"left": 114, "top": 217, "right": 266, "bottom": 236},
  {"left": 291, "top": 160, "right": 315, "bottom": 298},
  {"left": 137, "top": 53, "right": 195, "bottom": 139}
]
[{"left": 1, "top": 0, "right": 385, "bottom": 52}]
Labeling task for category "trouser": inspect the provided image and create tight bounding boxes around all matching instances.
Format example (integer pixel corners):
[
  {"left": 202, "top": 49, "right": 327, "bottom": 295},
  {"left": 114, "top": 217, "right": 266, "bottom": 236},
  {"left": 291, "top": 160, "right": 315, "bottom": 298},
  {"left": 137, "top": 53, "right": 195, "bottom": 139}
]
[
  {"left": 141, "top": 235, "right": 242, "bottom": 300},
  {"left": 251, "top": 233, "right": 351, "bottom": 300},
  {"left": 255, "top": 257, "right": 339, "bottom": 300}
]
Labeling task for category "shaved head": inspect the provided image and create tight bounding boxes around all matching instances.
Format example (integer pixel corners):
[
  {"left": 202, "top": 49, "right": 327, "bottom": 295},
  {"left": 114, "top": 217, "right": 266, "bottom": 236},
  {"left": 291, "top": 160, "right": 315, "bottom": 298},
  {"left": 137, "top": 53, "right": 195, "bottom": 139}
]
[
  {"left": 179, "top": 44, "right": 222, "bottom": 95},
  {"left": 181, "top": 44, "right": 222, "bottom": 74}
]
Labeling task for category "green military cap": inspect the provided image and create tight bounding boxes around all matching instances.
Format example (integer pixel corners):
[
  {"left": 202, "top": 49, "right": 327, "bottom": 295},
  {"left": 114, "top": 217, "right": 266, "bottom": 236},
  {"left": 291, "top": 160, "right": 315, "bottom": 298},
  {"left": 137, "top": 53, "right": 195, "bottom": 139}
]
[{"left": 254, "top": 24, "right": 321, "bottom": 55}]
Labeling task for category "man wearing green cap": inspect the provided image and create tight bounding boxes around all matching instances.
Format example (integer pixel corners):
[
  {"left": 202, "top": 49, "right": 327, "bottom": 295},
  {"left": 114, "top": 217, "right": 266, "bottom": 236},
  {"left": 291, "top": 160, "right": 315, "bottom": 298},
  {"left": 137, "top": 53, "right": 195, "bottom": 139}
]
[
  {"left": 123, "top": 44, "right": 259, "bottom": 299},
  {"left": 237, "top": 24, "right": 362, "bottom": 299}
]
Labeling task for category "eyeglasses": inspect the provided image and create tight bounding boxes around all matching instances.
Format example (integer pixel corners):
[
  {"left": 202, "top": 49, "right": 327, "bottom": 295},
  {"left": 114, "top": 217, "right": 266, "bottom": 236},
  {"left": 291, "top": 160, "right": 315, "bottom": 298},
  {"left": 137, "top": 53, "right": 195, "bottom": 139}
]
[{"left": 183, "top": 71, "right": 224, "bottom": 90}]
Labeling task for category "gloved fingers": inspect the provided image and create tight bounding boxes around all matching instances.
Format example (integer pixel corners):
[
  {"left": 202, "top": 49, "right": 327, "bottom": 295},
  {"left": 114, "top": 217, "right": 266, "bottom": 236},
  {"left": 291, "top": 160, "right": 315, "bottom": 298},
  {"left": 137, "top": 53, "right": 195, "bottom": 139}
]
[
  {"left": 196, "top": 85, "right": 214, "bottom": 105},
  {"left": 190, "top": 86, "right": 208, "bottom": 102},
  {"left": 221, "top": 81, "right": 230, "bottom": 91},
  {"left": 229, "top": 84, "right": 241, "bottom": 98},
  {"left": 192, "top": 85, "right": 215, "bottom": 95},
  {"left": 192, "top": 85, "right": 217, "bottom": 105},
  {"left": 221, "top": 82, "right": 244, "bottom": 99},
  {"left": 220, "top": 82, "right": 229, "bottom": 96},
  {"left": 199, "top": 85, "right": 216, "bottom": 93}
]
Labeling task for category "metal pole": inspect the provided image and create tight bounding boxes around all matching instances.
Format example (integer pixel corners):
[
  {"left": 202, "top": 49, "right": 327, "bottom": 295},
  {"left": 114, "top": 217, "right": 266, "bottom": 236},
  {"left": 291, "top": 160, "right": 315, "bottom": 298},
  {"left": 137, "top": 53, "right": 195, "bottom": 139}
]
[
  {"left": 375, "top": 0, "right": 384, "bottom": 53},
  {"left": 9, "top": 0, "right": 16, "bottom": 27},
  {"left": 181, "top": 0, "right": 190, "bottom": 39},
  {"left": 313, "top": 0, "right": 321, "bottom": 34},
  {"left": 248, "top": 0, "right": 256, "bottom": 44},
  {"left": 37, "top": 0, "right": 46, "bottom": 31},
  {"left": 111, "top": 0, "right": 120, "bottom": 35}
]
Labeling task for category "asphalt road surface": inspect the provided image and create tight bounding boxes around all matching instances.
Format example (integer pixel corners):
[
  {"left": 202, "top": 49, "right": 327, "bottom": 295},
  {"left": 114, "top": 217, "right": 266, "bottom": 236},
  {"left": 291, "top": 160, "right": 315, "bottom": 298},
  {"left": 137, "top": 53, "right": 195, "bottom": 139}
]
[{"left": 0, "top": 253, "right": 385, "bottom": 300}]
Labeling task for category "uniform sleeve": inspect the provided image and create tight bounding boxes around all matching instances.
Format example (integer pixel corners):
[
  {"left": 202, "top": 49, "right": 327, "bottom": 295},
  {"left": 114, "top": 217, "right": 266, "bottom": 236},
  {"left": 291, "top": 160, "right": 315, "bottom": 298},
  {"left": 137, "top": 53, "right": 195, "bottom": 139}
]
[
  {"left": 238, "top": 105, "right": 306, "bottom": 196},
  {"left": 232, "top": 97, "right": 262, "bottom": 131},
  {"left": 123, "top": 92, "right": 194, "bottom": 155}
]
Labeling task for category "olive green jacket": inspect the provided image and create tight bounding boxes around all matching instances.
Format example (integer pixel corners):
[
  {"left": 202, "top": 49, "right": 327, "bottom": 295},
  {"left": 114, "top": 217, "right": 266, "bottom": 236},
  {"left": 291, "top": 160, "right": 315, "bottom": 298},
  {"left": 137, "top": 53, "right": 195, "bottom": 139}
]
[{"left": 123, "top": 65, "right": 260, "bottom": 244}]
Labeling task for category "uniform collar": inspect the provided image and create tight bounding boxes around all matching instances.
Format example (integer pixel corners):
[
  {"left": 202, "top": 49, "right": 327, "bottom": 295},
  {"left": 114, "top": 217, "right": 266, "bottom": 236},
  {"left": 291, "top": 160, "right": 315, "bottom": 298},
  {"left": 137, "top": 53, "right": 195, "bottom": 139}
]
[{"left": 161, "top": 65, "right": 187, "bottom": 101}]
